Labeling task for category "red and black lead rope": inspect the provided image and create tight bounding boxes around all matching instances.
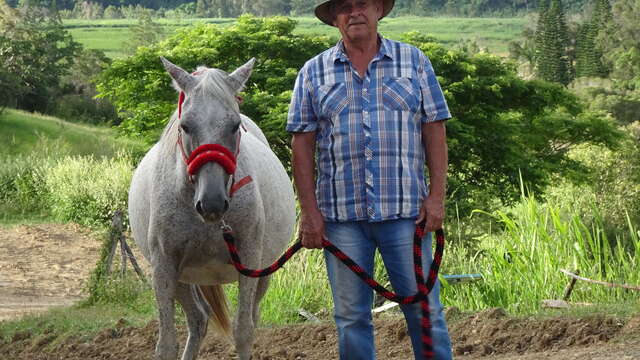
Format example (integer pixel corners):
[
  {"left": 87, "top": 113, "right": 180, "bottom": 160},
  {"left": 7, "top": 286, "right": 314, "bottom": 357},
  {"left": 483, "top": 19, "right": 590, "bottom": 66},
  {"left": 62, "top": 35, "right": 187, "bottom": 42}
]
[{"left": 222, "top": 222, "right": 445, "bottom": 360}]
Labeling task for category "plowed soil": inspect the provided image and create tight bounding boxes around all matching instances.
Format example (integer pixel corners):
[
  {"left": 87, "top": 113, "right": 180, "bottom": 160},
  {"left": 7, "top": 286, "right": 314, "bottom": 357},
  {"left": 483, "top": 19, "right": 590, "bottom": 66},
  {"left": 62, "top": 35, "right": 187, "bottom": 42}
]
[{"left": 1, "top": 224, "right": 639, "bottom": 359}]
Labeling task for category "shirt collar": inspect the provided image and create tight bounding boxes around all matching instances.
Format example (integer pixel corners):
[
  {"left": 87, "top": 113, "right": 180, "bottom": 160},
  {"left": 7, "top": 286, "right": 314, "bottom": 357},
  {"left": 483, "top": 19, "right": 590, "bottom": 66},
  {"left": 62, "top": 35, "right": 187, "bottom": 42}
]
[{"left": 332, "top": 34, "right": 394, "bottom": 63}]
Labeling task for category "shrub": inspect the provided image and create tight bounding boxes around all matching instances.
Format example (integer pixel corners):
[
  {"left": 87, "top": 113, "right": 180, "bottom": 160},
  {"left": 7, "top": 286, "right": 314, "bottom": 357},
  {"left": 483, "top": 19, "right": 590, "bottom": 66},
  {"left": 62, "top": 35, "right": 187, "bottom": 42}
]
[
  {"left": 0, "top": 154, "right": 52, "bottom": 218},
  {"left": 44, "top": 153, "right": 134, "bottom": 227},
  {"left": 556, "top": 126, "right": 640, "bottom": 233},
  {"left": 55, "top": 94, "right": 118, "bottom": 125},
  {"left": 103, "top": 5, "right": 122, "bottom": 19}
]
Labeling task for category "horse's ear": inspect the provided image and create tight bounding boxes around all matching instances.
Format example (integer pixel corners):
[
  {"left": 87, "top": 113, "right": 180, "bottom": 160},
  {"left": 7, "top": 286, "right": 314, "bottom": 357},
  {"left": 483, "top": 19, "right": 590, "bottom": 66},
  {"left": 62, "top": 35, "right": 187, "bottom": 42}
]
[
  {"left": 160, "top": 57, "right": 196, "bottom": 93},
  {"left": 228, "top": 58, "right": 256, "bottom": 94}
]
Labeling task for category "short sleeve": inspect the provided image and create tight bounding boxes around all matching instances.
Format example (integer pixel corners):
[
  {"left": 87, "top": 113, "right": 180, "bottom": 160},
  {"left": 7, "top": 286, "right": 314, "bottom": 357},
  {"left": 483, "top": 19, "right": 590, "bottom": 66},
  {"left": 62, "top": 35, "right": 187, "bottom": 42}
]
[
  {"left": 417, "top": 52, "right": 451, "bottom": 123},
  {"left": 287, "top": 65, "right": 318, "bottom": 133}
]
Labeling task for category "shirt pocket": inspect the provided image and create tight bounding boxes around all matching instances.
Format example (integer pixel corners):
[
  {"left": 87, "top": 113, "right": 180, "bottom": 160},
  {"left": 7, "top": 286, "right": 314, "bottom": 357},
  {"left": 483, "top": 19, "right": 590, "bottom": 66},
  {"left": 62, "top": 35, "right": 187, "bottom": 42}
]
[
  {"left": 316, "top": 82, "right": 350, "bottom": 119},
  {"left": 382, "top": 77, "right": 420, "bottom": 112}
]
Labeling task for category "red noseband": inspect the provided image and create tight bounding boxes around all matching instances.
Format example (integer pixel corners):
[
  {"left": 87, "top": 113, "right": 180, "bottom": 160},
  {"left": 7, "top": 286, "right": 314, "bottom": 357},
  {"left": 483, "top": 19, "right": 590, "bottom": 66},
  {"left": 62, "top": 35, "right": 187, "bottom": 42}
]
[{"left": 187, "top": 144, "right": 236, "bottom": 176}]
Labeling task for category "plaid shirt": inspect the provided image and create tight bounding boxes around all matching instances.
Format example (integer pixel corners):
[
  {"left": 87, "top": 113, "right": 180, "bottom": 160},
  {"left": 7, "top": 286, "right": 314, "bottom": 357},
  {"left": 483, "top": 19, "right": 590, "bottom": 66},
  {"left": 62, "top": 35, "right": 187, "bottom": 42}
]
[{"left": 287, "top": 36, "right": 450, "bottom": 222}]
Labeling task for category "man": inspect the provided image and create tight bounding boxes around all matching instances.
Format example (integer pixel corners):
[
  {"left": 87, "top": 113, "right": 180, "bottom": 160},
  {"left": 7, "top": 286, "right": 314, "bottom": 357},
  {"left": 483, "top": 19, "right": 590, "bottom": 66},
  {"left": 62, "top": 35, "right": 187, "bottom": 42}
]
[{"left": 286, "top": 0, "right": 453, "bottom": 359}]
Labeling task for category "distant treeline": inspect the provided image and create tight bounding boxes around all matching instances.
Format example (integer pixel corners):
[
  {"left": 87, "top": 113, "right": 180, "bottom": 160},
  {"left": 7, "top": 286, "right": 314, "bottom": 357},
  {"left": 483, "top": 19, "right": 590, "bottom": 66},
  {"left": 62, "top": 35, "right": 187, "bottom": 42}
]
[{"left": 10, "top": 0, "right": 592, "bottom": 18}]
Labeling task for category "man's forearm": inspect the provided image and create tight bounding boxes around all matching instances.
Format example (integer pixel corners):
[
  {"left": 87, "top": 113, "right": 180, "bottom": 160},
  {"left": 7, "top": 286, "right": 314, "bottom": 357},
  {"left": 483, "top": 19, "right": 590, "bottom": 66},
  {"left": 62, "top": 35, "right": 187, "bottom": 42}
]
[
  {"left": 422, "top": 121, "right": 448, "bottom": 199},
  {"left": 291, "top": 132, "right": 320, "bottom": 212}
]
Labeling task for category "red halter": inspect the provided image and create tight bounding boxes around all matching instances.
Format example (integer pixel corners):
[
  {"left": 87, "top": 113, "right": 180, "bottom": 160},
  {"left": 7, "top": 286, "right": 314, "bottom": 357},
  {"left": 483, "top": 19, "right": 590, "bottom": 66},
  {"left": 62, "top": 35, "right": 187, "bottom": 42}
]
[{"left": 176, "top": 89, "right": 252, "bottom": 197}]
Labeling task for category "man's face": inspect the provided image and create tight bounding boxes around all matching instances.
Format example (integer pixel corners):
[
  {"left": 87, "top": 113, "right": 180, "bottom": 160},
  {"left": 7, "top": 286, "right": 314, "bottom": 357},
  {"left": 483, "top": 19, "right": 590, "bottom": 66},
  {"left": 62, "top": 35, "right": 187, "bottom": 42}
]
[{"left": 332, "top": 0, "right": 383, "bottom": 42}]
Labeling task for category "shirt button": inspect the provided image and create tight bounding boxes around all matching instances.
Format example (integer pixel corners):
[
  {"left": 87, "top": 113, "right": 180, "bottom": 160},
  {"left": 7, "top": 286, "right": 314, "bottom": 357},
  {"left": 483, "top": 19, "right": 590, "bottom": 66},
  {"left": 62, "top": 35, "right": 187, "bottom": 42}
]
[{"left": 363, "top": 88, "right": 368, "bottom": 95}]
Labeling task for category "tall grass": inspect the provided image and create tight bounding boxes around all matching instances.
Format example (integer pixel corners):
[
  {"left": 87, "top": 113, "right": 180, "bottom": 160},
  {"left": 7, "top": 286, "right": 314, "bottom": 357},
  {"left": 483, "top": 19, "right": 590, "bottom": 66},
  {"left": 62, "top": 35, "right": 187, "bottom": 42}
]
[
  {"left": 224, "top": 248, "right": 333, "bottom": 325},
  {"left": 442, "top": 193, "right": 640, "bottom": 314},
  {"left": 45, "top": 154, "right": 135, "bottom": 226},
  {"left": 0, "top": 109, "right": 144, "bottom": 225}
]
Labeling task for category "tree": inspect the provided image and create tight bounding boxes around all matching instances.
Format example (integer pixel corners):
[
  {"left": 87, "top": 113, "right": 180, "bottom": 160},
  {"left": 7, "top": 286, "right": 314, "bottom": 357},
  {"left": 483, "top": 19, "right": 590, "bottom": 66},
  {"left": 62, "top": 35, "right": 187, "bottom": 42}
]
[
  {"left": 124, "top": 9, "right": 165, "bottom": 55},
  {"left": 0, "top": 0, "right": 80, "bottom": 112},
  {"left": 598, "top": 0, "right": 640, "bottom": 89},
  {"left": 0, "top": 65, "right": 24, "bottom": 111},
  {"left": 575, "top": 0, "right": 611, "bottom": 78},
  {"left": 535, "top": 0, "right": 571, "bottom": 85},
  {"left": 289, "top": 0, "right": 314, "bottom": 15},
  {"left": 508, "top": 26, "right": 537, "bottom": 77},
  {"left": 251, "top": 0, "right": 290, "bottom": 16}
]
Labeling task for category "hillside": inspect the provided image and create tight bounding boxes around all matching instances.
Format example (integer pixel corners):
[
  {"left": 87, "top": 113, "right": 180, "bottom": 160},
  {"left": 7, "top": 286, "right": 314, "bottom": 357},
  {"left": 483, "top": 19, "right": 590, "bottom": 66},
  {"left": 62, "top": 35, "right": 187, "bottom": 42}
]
[{"left": 0, "top": 109, "right": 144, "bottom": 158}]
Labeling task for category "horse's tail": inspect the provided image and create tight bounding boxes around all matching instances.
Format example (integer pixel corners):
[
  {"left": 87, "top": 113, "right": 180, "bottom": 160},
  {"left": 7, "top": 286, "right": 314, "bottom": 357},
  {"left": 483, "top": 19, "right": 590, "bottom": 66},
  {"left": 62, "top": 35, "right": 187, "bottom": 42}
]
[{"left": 197, "top": 284, "right": 232, "bottom": 339}]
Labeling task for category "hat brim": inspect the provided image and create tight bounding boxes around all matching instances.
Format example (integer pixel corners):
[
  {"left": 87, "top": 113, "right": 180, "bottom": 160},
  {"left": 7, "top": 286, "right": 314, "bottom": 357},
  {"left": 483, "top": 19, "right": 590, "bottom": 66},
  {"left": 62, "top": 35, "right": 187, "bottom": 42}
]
[{"left": 315, "top": 0, "right": 395, "bottom": 27}]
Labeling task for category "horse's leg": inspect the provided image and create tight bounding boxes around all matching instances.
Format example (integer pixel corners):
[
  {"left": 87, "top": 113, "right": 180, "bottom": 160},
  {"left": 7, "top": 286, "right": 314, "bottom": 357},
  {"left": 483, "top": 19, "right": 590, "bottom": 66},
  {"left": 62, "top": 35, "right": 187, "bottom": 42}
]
[
  {"left": 234, "top": 276, "right": 259, "bottom": 360},
  {"left": 152, "top": 261, "right": 179, "bottom": 360},
  {"left": 176, "top": 283, "right": 210, "bottom": 360},
  {"left": 233, "top": 218, "right": 265, "bottom": 360},
  {"left": 252, "top": 277, "right": 271, "bottom": 325}
]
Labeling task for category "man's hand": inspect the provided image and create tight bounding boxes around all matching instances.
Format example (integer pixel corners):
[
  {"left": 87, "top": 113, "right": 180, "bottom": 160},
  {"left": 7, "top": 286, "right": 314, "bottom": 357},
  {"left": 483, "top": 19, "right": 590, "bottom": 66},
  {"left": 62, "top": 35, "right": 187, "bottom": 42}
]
[
  {"left": 291, "top": 131, "right": 326, "bottom": 249},
  {"left": 419, "top": 120, "right": 448, "bottom": 232},
  {"left": 416, "top": 194, "right": 445, "bottom": 232},
  {"left": 298, "top": 208, "right": 327, "bottom": 249}
]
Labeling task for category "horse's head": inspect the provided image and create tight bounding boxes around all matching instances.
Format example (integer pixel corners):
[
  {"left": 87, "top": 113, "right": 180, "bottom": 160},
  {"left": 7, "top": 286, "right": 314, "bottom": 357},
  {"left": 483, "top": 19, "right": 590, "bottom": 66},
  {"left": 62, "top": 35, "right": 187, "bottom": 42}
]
[{"left": 161, "top": 57, "right": 255, "bottom": 222}]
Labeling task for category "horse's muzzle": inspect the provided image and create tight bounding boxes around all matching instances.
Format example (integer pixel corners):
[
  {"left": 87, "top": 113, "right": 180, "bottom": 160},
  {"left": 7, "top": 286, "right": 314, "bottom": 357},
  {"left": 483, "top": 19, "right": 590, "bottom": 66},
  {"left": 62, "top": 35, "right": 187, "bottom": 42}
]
[{"left": 195, "top": 196, "right": 229, "bottom": 221}]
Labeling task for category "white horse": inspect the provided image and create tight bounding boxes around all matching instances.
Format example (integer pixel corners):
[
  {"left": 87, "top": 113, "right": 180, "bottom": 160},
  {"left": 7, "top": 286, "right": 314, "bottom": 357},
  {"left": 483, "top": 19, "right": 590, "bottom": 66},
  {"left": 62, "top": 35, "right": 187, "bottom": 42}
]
[{"left": 128, "top": 57, "right": 296, "bottom": 360}]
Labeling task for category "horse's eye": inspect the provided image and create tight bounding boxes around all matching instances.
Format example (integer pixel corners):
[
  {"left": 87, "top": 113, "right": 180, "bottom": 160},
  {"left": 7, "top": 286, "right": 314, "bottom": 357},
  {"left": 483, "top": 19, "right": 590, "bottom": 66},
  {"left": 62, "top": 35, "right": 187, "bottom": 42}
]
[
  {"left": 232, "top": 122, "right": 241, "bottom": 132},
  {"left": 180, "top": 124, "right": 190, "bottom": 134}
]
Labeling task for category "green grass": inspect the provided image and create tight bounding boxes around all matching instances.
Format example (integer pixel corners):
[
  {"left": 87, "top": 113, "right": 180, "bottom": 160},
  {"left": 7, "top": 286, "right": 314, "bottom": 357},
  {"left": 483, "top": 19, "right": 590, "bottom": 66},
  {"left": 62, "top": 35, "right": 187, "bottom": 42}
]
[
  {"left": 441, "top": 193, "right": 640, "bottom": 314},
  {"left": 64, "top": 16, "right": 526, "bottom": 59},
  {"left": 0, "top": 109, "right": 143, "bottom": 158},
  {"left": 0, "top": 109, "right": 144, "bottom": 225},
  {"left": 0, "top": 303, "right": 155, "bottom": 344}
]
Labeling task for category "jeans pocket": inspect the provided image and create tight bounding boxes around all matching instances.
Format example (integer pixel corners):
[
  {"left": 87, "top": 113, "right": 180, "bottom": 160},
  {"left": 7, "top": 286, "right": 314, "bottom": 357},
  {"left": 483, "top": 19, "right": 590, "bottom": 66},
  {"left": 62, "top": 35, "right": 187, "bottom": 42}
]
[{"left": 383, "top": 77, "right": 420, "bottom": 112}]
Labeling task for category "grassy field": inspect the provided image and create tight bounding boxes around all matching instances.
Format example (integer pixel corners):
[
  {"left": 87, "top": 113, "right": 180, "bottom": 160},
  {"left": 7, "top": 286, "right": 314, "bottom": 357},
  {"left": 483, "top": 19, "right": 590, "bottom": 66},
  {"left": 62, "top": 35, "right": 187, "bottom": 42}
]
[
  {"left": 64, "top": 16, "right": 527, "bottom": 59},
  {"left": 0, "top": 109, "right": 143, "bottom": 158}
]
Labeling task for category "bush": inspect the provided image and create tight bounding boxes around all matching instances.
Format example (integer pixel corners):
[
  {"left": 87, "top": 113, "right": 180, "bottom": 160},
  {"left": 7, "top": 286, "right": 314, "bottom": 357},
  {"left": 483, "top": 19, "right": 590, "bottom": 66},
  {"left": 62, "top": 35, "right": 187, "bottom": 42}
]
[
  {"left": 103, "top": 5, "right": 122, "bottom": 19},
  {"left": 55, "top": 94, "right": 118, "bottom": 125},
  {"left": 0, "top": 154, "right": 52, "bottom": 219},
  {"left": 44, "top": 154, "right": 135, "bottom": 227},
  {"left": 552, "top": 125, "right": 640, "bottom": 233}
]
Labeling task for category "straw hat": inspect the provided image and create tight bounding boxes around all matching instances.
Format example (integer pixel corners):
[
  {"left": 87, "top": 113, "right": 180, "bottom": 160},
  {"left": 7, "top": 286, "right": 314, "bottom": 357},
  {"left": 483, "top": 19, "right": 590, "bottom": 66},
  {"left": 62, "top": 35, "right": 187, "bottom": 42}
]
[{"left": 314, "top": 0, "right": 395, "bottom": 26}]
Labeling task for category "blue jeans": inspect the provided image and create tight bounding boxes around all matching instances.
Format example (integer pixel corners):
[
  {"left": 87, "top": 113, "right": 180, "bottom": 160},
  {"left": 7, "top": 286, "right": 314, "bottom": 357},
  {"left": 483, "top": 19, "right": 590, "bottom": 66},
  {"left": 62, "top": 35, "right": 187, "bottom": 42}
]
[{"left": 324, "top": 219, "right": 453, "bottom": 360}]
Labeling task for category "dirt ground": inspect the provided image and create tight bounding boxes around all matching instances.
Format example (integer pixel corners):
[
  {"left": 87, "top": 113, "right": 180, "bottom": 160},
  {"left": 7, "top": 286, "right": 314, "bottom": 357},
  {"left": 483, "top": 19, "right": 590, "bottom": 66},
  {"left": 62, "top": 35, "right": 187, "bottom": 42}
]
[
  {"left": 1, "top": 224, "right": 639, "bottom": 360},
  {"left": 0, "top": 224, "right": 101, "bottom": 321}
]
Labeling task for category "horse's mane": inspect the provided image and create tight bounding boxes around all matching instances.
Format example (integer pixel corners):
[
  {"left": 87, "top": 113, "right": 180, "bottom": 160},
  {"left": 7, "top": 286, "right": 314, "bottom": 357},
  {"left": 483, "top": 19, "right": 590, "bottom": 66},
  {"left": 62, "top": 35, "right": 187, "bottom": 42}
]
[{"left": 160, "top": 67, "right": 240, "bottom": 157}]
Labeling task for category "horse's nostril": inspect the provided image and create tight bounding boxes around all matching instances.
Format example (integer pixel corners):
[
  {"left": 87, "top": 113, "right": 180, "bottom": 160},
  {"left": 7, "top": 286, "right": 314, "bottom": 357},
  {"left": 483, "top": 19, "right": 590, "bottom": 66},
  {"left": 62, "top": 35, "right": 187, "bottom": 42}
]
[
  {"left": 195, "top": 200, "right": 204, "bottom": 215},
  {"left": 223, "top": 200, "right": 229, "bottom": 212}
]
